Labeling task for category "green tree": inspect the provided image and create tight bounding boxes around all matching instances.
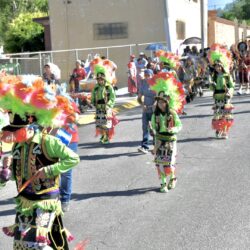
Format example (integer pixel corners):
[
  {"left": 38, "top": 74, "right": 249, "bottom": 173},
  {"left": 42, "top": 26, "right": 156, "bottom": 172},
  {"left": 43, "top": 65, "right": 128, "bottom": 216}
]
[
  {"left": 221, "top": 0, "right": 250, "bottom": 24},
  {"left": 0, "top": 0, "right": 48, "bottom": 48},
  {"left": 4, "top": 12, "right": 46, "bottom": 53}
]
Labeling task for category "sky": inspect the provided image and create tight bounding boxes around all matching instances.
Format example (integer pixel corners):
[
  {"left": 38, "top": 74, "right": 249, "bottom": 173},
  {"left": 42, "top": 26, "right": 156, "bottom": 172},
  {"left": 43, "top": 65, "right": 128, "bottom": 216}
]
[{"left": 208, "top": 0, "right": 235, "bottom": 10}]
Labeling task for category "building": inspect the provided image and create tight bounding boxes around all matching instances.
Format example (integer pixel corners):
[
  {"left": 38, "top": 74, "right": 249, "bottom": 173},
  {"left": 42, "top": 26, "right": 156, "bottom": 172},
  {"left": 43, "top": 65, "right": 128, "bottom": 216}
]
[
  {"left": 47, "top": 0, "right": 206, "bottom": 84},
  {"left": 208, "top": 10, "right": 250, "bottom": 48}
]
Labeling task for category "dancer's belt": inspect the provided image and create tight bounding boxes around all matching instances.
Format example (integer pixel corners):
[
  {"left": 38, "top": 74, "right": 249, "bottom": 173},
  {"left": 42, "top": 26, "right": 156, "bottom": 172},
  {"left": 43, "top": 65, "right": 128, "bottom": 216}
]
[
  {"left": 18, "top": 190, "right": 60, "bottom": 200},
  {"left": 214, "top": 90, "right": 226, "bottom": 94}
]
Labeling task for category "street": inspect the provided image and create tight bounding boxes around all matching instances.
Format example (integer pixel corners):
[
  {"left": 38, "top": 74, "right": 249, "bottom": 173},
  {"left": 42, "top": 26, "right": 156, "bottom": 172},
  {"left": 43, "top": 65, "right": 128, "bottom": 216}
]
[{"left": 1, "top": 90, "right": 250, "bottom": 250}]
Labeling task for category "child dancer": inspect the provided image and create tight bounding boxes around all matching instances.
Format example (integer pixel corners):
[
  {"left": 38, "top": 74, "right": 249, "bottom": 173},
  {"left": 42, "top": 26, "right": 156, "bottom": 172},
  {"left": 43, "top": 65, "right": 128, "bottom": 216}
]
[
  {"left": 149, "top": 72, "right": 184, "bottom": 193},
  {"left": 208, "top": 44, "right": 235, "bottom": 139}
]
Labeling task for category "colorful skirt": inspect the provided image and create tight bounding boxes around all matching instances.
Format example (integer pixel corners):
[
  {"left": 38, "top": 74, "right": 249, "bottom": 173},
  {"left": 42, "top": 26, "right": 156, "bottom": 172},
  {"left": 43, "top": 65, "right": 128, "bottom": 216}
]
[
  {"left": 95, "top": 108, "right": 119, "bottom": 140},
  {"left": 212, "top": 99, "right": 234, "bottom": 132},
  {"left": 3, "top": 197, "right": 73, "bottom": 250},
  {"left": 154, "top": 140, "right": 177, "bottom": 166}
]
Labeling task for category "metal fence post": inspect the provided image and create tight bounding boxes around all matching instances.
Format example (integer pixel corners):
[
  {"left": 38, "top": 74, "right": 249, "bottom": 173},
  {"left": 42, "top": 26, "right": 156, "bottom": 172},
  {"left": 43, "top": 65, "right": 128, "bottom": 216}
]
[
  {"left": 106, "top": 48, "right": 109, "bottom": 59},
  {"left": 39, "top": 52, "right": 42, "bottom": 76}
]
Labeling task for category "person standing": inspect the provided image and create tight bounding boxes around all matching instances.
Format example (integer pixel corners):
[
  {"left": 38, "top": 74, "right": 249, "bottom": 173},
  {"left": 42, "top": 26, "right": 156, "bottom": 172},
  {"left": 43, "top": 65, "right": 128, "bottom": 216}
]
[
  {"left": 127, "top": 54, "right": 138, "bottom": 96},
  {"left": 60, "top": 102, "right": 80, "bottom": 212},
  {"left": 150, "top": 73, "right": 183, "bottom": 193},
  {"left": 137, "top": 69, "right": 155, "bottom": 154},
  {"left": 210, "top": 61, "right": 235, "bottom": 139},
  {"left": 91, "top": 68, "right": 116, "bottom": 144},
  {"left": 208, "top": 44, "right": 235, "bottom": 139},
  {"left": 70, "top": 60, "right": 87, "bottom": 93},
  {"left": 237, "top": 53, "right": 250, "bottom": 95}
]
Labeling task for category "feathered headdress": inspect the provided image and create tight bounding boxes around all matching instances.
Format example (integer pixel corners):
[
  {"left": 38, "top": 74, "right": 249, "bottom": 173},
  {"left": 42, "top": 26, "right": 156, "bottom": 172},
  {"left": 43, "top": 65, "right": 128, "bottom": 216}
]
[
  {"left": 90, "top": 57, "right": 116, "bottom": 84},
  {"left": 0, "top": 75, "right": 76, "bottom": 128},
  {"left": 207, "top": 43, "right": 232, "bottom": 73},
  {"left": 148, "top": 72, "right": 185, "bottom": 114},
  {"left": 155, "top": 50, "right": 180, "bottom": 69}
]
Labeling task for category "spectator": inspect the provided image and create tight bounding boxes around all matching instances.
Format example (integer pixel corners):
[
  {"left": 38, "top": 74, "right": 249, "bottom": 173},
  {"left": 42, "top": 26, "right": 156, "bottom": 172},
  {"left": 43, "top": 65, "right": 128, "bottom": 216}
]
[{"left": 69, "top": 60, "right": 87, "bottom": 92}]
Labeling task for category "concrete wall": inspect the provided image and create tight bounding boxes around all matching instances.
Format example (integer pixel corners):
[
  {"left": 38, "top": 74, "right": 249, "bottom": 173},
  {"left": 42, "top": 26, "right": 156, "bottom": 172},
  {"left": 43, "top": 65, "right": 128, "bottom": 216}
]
[{"left": 208, "top": 10, "right": 250, "bottom": 49}]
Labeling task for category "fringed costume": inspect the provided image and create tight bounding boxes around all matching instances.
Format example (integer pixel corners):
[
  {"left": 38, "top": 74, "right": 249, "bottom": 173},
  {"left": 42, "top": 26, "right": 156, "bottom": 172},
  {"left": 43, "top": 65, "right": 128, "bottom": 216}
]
[
  {"left": 0, "top": 75, "right": 80, "bottom": 249},
  {"left": 208, "top": 44, "right": 235, "bottom": 139},
  {"left": 90, "top": 61, "right": 118, "bottom": 144},
  {"left": 149, "top": 72, "right": 184, "bottom": 193}
]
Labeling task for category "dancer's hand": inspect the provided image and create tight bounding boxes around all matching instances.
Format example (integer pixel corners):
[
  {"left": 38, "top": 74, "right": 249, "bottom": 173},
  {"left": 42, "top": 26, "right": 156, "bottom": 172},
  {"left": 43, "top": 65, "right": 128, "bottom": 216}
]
[{"left": 34, "top": 167, "right": 46, "bottom": 179}]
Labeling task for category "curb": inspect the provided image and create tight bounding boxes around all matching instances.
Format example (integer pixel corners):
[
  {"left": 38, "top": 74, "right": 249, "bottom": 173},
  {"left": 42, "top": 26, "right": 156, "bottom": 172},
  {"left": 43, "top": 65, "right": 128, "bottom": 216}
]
[{"left": 77, "top": 99, "right": 140, "bottom": 126}]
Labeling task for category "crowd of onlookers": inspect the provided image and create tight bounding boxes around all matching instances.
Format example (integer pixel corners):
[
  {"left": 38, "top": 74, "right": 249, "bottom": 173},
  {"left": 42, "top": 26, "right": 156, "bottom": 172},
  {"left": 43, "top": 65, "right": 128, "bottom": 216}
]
[{"left": 127, "top": 41, "right": 250, "bottom": 99}]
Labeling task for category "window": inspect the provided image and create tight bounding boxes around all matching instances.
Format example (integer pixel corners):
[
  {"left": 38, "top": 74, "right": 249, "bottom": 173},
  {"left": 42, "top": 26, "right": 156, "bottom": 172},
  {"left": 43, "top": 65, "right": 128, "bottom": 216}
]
[
  {"left": 176, "top": 21, "right": 186, "bottom": 40},
  {"left": 93, "top": 22, "right": 128, "bottom": 40}
]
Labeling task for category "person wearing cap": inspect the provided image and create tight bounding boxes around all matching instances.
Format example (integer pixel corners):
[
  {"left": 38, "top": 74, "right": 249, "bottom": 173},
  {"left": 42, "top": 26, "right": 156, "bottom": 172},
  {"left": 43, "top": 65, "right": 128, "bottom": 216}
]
[
  {"left": 137, "top": 69, "right": 155, "bottom": 154},
  {"left": 127, "top": 54, "right": 138, "bottom": 96},
  {"left": 151, "top": 91, "right": 182, "bottom": 193},
  {"left": 210, "top": 60, "right": 235, "bottom": 139},
  {"left": 69, "top": 60, "right": 87, "bottom": 92},
  {"left": 91, "top": 71, "right": 116, "bottom": 144}
]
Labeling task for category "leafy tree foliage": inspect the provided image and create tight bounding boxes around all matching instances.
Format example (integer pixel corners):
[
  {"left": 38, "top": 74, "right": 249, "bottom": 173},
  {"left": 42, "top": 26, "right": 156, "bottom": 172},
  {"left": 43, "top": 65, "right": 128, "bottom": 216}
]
[
  {"left": 0, "top": 0, "right": 48, "bottom": 52},
  {"left": 221, "top": 0, "right": 250, "bottom": 24},
  {"left": 4, "top": 12, "right": 46, "bottom": 53}
]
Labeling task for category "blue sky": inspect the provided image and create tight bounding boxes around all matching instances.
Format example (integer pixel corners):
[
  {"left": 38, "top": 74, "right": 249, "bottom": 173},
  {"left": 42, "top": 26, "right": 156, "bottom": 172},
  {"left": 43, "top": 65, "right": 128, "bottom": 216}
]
[{"left": 208, "top": 0, "right": 235, "bottom": 10}]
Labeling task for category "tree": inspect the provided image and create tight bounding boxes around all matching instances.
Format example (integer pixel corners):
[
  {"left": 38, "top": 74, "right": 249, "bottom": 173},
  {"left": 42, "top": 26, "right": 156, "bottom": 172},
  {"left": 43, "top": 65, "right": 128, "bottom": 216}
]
[
  {"left": 0, "top": 0, "right": 48, "bottom": 47},
  {"left": 4, "top": 12, "right": 46, "bottom": 53},
  {"left": 221, "top": 0, "right": 250, "bottom": 24}
]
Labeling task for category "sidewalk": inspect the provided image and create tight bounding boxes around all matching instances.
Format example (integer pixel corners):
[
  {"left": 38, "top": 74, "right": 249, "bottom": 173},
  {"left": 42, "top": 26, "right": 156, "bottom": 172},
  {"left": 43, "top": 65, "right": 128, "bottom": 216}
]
[{"left": 77, "top": 87, "right": 139, "bottom": 125}]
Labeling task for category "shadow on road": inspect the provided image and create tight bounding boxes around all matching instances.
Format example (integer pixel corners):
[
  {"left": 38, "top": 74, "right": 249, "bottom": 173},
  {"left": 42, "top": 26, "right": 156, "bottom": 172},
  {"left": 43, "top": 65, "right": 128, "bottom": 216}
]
[
  {"left": 180, "top": 114, "right": 212, "bottom": 119},
  {"left": 71, "top": 187, "right": 159, "bottom": 200},
  {"left": 79, "top": 151, "right": 141, "bottom": 161},
  {"left": 78, "top": 140, "right": 141, "bottom": 149},
  {"left": 0, "top": 198, "right": 15, "bottom": 206},
  {"left": 0, "top": 208, "right": 15, "bottom": 217},
  {"left": 233, "top": 110, "right": 250, "bottom": 115},
  {"left": 178, "top": 137, "right": 215, "bottom": 143},
  {"left": 118, "top": 117, "right": 141, "bottom": 122}
]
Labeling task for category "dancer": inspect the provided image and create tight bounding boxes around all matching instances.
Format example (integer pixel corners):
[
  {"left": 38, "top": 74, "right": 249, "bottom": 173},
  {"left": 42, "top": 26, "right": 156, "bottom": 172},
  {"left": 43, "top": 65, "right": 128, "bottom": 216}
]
[
  {"left": 149, "top": 72, "right": 184, "bottom": 193},
  {"left": 208, "top": 44, "right": 235, "bottom": 139},
  {"left": 91, "top": 63, "right": 117, "bottom": 144},
  {"left": 0, "top": 75, "right": 80, "bottom": 249}
]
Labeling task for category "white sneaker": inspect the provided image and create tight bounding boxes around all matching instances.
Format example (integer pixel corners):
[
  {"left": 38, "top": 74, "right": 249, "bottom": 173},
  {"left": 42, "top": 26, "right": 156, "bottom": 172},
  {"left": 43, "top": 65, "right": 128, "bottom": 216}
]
[
  {"left": 138, "top": 147, "right": 149, "bottom": 154},
  {"left": 237, "top": 89, "right": 242, "bottom": 95},
  {"left": 246, "top": 89, "right": 250, "bottom": 94}
]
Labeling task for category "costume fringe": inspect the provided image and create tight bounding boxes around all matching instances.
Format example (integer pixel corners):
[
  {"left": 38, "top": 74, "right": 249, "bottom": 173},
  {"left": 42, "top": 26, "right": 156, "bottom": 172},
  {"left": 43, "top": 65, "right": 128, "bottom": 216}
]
[
  {"left": 2, "top": 224, "right": 17, "bottom": 237},
  {"left": 36, "top": 228, "right": 51, "bottom": 245},
  {"left": 64, "top": 228, "right": 75, "bottom": 242},
  {"left": 212, "top": 119, "right": 234, "bottom": 131},
  {"left": 15, "top": 196, "right": 62, "bottom": 217}
]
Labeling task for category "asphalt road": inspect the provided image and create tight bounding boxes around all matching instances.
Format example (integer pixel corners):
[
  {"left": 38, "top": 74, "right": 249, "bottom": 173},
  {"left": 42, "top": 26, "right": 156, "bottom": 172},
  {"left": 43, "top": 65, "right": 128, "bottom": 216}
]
[{"left": 1, "top": 90, "right": 250, "bottom": 250}]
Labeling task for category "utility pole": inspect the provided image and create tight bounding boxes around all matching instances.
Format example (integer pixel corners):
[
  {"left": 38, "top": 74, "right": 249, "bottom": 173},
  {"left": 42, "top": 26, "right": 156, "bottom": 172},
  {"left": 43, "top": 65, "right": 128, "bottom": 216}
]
[
  {"left": 163, "top": 0, "right": 172, "bottom": 51},
  {"left": 200, "top": 0, "right": 208, "bottom": 53},
  {"left": 200, "top": 0, "right": 208, "bottom": 51}
]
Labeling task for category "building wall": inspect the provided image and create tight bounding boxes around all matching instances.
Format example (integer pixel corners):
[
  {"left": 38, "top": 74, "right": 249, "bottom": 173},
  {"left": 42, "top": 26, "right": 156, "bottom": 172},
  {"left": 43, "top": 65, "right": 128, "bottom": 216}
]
[
  {"left": 208, "top": 10, "right": 250, "bottom": 49},
  {"left": 48, "top": 0, "right": 205, "bottom": 85}
]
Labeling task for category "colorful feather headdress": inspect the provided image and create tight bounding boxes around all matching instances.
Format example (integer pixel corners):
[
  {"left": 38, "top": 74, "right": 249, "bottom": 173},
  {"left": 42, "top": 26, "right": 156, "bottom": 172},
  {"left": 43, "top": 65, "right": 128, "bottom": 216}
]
[
  {"left": 148, "top": 72, "right": 186, "bottom": 114},
  {"left": 90, "top": 57, "right": 116, "bottom": 84},
  {"left": 207, "top": 43, "right": 232, "bottom": 73},
  {"left": 0, "top": 75, "right": 76, "bottom": 128},
  {"left": 155, "top": 50, "right": 180, "bottom": 70}
]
